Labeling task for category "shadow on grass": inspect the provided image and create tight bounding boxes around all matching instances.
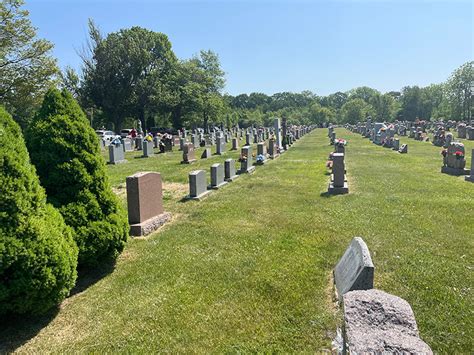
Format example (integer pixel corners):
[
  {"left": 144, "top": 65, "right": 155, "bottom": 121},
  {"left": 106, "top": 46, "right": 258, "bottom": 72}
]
[
  {"left": 320, "top": 191, "right": 334, "bottom": 198},
  {"left": 70, "top": 258, "right": 116, "bottom": 297},
  {"left": 0, "top": 259, "right": 116, "bottom": 352},
  {"left": 0, "top": 308, "right": 59, "bottom": 353}
]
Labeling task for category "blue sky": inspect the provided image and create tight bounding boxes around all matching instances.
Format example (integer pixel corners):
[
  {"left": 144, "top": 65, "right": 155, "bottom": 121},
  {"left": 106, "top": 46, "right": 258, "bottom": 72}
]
[{"left": 26, "top": 0, "right": 473, "bottom": 96}]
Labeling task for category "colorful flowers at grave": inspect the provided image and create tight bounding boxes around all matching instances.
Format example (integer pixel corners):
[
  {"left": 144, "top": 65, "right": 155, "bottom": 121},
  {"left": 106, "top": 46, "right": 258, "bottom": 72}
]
[
  {"left": 454, "top": 150, "right": 464, "bottom": 158},
  {"left": 335, "top": 138, "right": 347, "bottom": 146}
]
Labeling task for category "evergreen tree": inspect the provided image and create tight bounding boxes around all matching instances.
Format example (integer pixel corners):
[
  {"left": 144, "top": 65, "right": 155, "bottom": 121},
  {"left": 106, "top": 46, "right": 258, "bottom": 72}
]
[
  {"left": 27, "top": 88, "right": 128, "bottom": 266},
  {"left": 0, "top": 106, "right": 77, "bottom": 315}
]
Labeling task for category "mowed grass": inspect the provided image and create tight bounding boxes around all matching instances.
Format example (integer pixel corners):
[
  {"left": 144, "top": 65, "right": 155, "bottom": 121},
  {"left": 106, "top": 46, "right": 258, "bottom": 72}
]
[{"left": 2, "top": 129, "right": 473, "bottom": 353}]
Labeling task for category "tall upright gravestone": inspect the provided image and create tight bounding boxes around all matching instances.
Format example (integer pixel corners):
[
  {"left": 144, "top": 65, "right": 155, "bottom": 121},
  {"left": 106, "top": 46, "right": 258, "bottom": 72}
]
[
  {"left": 274, "top": 117, "right": 283, "bottom": 151},
  {"left": 328, "top": 153, "right": 348, "bottom": 194},
  {"left": 216, "top": 136, "right": 225, "bottom": 155},
  {"left": 126, "top": 172, "right": 171, "bottom": 236}
]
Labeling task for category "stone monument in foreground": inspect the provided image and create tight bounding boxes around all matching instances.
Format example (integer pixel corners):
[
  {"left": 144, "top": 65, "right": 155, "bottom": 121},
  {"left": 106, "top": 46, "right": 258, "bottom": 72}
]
[
  {"left": 343, "top": 290, "right": 432, "bottom": 354},
  {"left": 126, "top": 172, "right": 171, "bottom": 237}
]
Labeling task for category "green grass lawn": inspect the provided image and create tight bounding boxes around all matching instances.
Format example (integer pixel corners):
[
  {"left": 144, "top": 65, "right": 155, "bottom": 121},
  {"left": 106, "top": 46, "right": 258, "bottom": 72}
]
[{"left": 2, "top": 128, "right": 473, "bottom": 353}]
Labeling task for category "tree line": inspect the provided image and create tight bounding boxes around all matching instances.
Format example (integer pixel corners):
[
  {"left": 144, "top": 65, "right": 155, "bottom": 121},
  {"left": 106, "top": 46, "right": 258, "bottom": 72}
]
[{"left": 1, "top": 0, "right": 473, "bottom": 133}]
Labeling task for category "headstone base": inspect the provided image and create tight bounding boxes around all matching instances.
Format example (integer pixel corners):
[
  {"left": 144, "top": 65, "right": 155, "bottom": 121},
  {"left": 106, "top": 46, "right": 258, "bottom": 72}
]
[
  {"left": 107, "top": 159, "right": 127, "bottom": 165},
  {"left": 209, "top": 181, "right": 228, "bottom": 190},
  {"left": 238, "top": 166, "right": 256, "bottom": 174},
  {"left": 255, "top": 160, "right": 266, "bottom": 165},
  {"left": 269, "top": 154, "right": 280, "bottom": 159},
  {"left": 328, "top": 177, "right": 349, "bottom": 195},
  {"left": 225, "top": 174, "right": 239, "bottom": 182},
  {"left": 441, "top": 166, "right": 469, "bottom": 176},
  {"left": 464, "top": 175, "right": 474, "bottom": 182},
  {"left": 181, "top": 159, "right": 197, "bottom": 164},
  {"left": 188, "top": 189, "right": 212, "bottom": 201},
  {"left": 129, "top": 212, "right": 172, "bottom": 237}
]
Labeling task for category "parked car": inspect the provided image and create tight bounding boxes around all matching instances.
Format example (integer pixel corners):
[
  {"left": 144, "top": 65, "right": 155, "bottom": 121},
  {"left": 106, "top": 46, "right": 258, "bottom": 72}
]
[
  {"left": 95, "top": 130, "right": 116, "bottom": 142},
  {"left": 150, "top": 127, "right": 178, "bottom": 136},
  {"left": 120, "top": 129, "right": 133, "bottom": 138}
]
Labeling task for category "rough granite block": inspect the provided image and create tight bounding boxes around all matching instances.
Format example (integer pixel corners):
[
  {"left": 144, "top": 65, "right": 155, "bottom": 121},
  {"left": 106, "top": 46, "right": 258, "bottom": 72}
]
[{"left": 343, "top": 289, "right": 432, "bottom": 354}]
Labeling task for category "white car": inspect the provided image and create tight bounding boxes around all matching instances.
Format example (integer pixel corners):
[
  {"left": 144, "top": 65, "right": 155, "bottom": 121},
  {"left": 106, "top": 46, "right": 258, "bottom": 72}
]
[
  {"left": 95, "top": 130, "right": 116, "bottom": 142},
  {"left": 120, "top": 129, "right": 133, "bottom": 138}
]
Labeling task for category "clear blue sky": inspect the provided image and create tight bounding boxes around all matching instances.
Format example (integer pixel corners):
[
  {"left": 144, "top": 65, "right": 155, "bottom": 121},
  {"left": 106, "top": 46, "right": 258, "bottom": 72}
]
[{"left": 26, "top": 0, "right": 473, "bottom": 96}]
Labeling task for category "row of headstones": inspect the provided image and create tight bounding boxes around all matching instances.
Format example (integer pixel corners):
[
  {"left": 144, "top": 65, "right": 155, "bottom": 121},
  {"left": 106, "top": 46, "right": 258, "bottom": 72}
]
[
  {"left": 107, "top": 119, "right": 313, "bottom": 165},
  {"left": 346, "top": 122, "right": 474, "bottom": 180},
  {"left": 333, "top": 237, "right": 432, "bottom": 353},
  {"left": 455, "top": 123, "right": 474, "bottom": 140},
  {"left": 123, "top": 127, "right": 314, "bottom": 236},
  {"left": 343, "top": 122, "right": 408, "bottom": 153},
  {"left": 347, "top": 119, "right": 474, "bottom": 144},
  {"left": 187, "top": 130, "right": 312, "bottom": 200},
  {"left": 347, "top": 119, "right": 408, "bottom": 140},
  {"left": 107, "top": 138, "right": 161, "bottom": 164}
]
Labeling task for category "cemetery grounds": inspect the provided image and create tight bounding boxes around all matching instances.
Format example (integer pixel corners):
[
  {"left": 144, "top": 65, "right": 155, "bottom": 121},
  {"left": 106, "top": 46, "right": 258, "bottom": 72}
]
[{"left": 2, "top": 128, "right": 473, "bottom": 353}]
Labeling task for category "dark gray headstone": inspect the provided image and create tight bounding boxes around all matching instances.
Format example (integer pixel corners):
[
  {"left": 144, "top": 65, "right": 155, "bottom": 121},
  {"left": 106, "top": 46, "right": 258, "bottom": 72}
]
[
  {"left": 201, "top": 148, "right": 211, "bottom": 159},
  {"left": 210, "top": 163, "right": 226, "bottom": 189},
  {"left": 231, "top": 137, "right": 239, "bottom": 150},
  {"left": 142, "top": 140, "right": 154, "bottom": 157},
  {"left": 135, "top": 137, "right": 143, "bottom": 150},
  {"left": 334, "top": 237, "right": 374, "bottom": 299},
  {"left": 188, "top": 170, "right": 210, "bottom": 200},
  {"left": 122, "top": 138, "right": 133, "bottom": 152},
  {"left": 216, "top": 136, "right": 225, "bottom": 155},
  {"left": 108, "top": 143, "right": 126, "bottom": 164},
  {"left": 224, "top": 159, "right": 238, "bottom": 181},
  {"left": 328, "top": 153, "right": 348, "bottom": 194},
  {"left": 465, "top": 149, "right": 474, "bottom": 182}
]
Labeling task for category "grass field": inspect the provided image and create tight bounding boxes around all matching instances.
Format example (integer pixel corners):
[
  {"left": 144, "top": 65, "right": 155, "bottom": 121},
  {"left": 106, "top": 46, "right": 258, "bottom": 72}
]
[{"left": 2, "top": 128, "right": 473, "bottom": 353}]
